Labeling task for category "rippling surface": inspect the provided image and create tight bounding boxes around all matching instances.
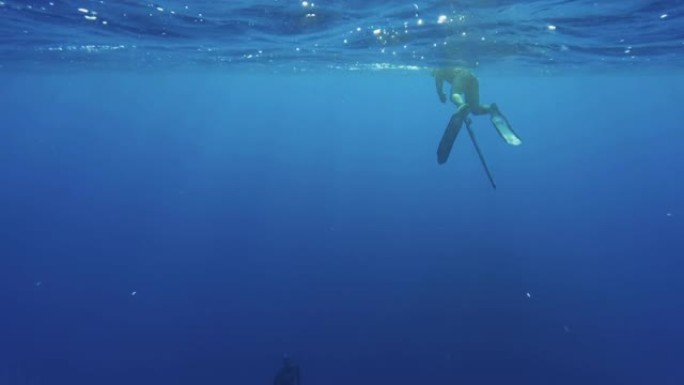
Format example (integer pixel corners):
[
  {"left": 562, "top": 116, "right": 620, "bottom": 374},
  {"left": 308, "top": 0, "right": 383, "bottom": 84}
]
[{"left": 1, "top": 0, "right": 683, "bottom": 72}]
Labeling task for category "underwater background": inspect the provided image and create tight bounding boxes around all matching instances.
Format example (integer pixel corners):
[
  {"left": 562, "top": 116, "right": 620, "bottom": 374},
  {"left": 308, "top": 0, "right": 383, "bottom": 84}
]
[{"left": 1, "top": 1, "right": 683, "bottom": 384}]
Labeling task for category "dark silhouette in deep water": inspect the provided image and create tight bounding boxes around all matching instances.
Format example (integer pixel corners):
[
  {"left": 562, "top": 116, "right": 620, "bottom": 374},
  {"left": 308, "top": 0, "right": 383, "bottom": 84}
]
[
  {"left": 274, "top": 356, "right": 301, "bottom": 385},
  {"left": 432, "top": 67, "right": 522, "bottom": 189}
]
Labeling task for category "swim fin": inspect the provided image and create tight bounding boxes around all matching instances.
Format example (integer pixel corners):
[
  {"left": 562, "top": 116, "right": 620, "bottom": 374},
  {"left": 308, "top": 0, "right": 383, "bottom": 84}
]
[
  {"left": 437, "top": 105, "right": 470, "bottom": 164},
  {"left": 490, "top": 105, "right": 522, "bottom": 146}
]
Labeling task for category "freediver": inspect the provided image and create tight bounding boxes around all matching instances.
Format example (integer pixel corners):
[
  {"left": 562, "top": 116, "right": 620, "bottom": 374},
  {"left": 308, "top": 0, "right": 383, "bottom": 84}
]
[
  {"left": 273, "top": 355, "right": 301, "bottom": 385},
  {"left": 432, "top": 67, "right": 522, "bottom": 188}
]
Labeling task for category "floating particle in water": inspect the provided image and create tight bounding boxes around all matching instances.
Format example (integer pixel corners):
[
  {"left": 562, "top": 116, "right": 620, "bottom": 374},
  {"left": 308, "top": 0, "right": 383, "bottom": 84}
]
[
  {"left": 666, "top": 212, "right": 673, "bottom": 217},
  {"left": 77, "top": 7, "right": 88, "bottom": 13},
  {"left": 526, "top": 292, "right": 532, "bottom": 298},
  {"left": 547, "top": 24, "right": 557, "bottom": 31},
  {"left": 564, "top": 325, "right": 570, "bottom": 333},
  {"left": 131, "top": 291, "right": 137, "bottom": 296},
  {"left": 660, "top": 14, "right": 668, "bottom": 19},
  {"left": 437, "top": 15, "right": 448, "bottom": 24},
  {"left": 84, "top": 15, "right": 97, "bottom": 21},
  {"left": 35, "top": 281, "right": 42, "bottom": 287}
]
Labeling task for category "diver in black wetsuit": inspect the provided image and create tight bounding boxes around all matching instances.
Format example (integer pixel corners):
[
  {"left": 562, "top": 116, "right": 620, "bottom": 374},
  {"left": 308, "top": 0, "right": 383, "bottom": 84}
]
[
  {"left": 274, "top": 356, "right": 301, "bottom": 385},
  {"left": 431, "top": 67, "right": 522, "bottom": 188},
  {"left": 432, "top": 67, "right": 521, "bottom": 148},
  {"left": 432, "top": 66, "right": 497, "bottom": 116}
]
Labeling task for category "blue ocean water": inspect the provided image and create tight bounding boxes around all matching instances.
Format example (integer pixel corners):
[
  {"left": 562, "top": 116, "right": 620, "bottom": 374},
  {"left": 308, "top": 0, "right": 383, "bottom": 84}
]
[{"left": 1, "top": 1, "right": 684, "bottom": 385}]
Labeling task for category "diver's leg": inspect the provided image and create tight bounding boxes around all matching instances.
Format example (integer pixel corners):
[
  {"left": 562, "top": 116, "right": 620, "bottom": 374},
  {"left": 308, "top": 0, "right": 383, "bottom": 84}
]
[
  {"left": 464, "top": 75, "right": 494, "bottom": 115},
  {"left": 449, "top": 77, "right": 470, "bottom": 110},
  {"left": 450, "top": 91, "right": 465, "bottom": 107},
  {"left": 471, "top": 104, "right": 493, "bottom": 115},
  {"left": 463, "top": 76, "right": 521, "bottom": 145}
]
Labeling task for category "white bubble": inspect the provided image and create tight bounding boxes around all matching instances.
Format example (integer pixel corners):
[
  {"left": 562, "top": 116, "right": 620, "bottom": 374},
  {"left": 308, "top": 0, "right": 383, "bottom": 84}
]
[
  {"left": 131, "top": 291, "right": 137, "bottom": 296},
  {"left": 526, "top": 292, "right": 532, "bottom": 298},
  {"left": 77, "top": 8, "right": 88, "bottom": 13},
  {"left": 660, "top": 14, "right": 668, "bottom": 19},
  {"left": 547, "top": 24, "right": 557, "bottom": 31}
]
